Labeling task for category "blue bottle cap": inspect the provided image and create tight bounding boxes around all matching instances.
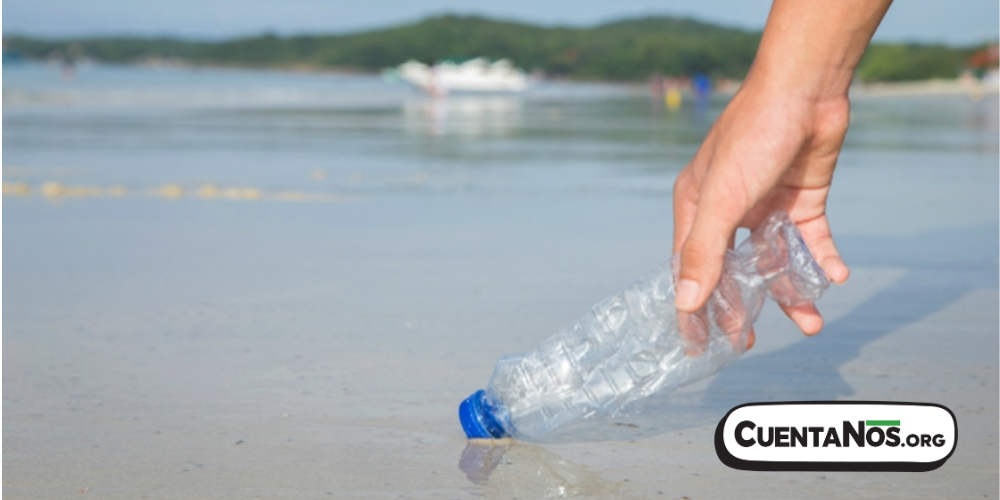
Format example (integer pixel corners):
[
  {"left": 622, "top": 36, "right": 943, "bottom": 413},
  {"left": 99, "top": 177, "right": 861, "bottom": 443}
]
[{"left": 459, "top": 390, "right": 508, "bottom": 439}]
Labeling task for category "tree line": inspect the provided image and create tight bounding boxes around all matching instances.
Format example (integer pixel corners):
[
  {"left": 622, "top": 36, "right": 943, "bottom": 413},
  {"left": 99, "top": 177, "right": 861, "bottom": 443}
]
[{"left": 3, "top": 15, "right": 985, "bottom": 82}]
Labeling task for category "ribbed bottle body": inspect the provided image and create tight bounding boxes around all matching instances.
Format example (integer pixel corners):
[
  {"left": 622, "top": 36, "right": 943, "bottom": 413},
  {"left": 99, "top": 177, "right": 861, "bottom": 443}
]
[{"left": 471, "top": 211, "right": 829, "bottom": 440}]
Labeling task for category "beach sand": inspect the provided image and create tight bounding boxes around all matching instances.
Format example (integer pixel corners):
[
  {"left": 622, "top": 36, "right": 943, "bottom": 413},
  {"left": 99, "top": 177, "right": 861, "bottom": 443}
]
[{"left": 3, "top": 65, "right": 998, "bottom": 498}]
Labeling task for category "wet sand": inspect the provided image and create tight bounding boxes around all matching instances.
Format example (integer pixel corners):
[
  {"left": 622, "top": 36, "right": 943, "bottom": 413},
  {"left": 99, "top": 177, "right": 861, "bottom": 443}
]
[
  {"left": 4, "top": 195, "right": 997, "bottom": 498},
  {"left": 3, "top": 66, "right": 998, "bottom": 498}
]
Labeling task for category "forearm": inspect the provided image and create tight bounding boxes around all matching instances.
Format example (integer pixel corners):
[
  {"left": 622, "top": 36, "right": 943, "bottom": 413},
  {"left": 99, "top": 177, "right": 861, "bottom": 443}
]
[{"left": 750, "top": 0, "right": 893, "bottom": 101}]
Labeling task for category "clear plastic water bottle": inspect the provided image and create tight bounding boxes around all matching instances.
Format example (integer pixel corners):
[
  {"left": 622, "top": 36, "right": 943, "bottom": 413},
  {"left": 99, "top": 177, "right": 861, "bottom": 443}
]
[{"left": 459, "top": 211, "right": 830, "bottom": 440}]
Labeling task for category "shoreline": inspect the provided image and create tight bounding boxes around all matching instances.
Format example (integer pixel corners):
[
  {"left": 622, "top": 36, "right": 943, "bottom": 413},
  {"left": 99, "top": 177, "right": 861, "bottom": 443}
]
[
  {"left": 850, "top": 77, "right": 999, "bottom": 98},
  {"left": 10, "top": 59, "right": 999, "bottom": 98}
]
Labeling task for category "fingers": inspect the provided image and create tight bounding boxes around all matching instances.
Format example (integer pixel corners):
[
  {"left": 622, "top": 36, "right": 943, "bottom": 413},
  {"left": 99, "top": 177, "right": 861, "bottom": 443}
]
[
  {"left": 672, "top": 132, "right": 716, "bottom": 256},
  {"left": 775, "top": 215, "right": 839, "bottom": 335},
  {"left": 678, "top": 309, "right": 755, "bottom": 356},
  {"left": 677, "top": 310, "right": 709, "bottom": 356},
  {"left": 795, "top": 215, "right": 850, "bottom": 284},
  {"left": 674, "top": 177, "right": 744, "bottom": 313},
  {"left": 672, "top": 172, "right": 699, "bottom": 256},
  {"left": 679, "top": 290, "right": 756, "bottom": 356},
  {"left": 779, "top": 302, "right": 824, "bottom": 336}
]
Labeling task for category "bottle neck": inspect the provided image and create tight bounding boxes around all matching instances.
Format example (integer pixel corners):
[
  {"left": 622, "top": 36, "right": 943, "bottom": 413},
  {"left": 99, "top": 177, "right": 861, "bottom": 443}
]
[{"left": 459, "top": 390, "right": 509, "bottom": 439}]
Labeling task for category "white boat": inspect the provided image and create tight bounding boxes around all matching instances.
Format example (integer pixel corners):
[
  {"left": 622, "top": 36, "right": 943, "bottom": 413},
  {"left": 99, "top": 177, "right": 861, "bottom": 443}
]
[{"left": 389, "top": 58, "right": 529, "bottom": 95}]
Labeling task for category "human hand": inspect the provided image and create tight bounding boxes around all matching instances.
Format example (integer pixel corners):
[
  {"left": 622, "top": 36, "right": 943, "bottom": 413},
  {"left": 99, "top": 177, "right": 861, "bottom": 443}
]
[
  {"left": 669, "top": 0, "right": 890, "bottom": 348},
  {"left": 672, "top": 76, "right": 852, "bottom": 339}
]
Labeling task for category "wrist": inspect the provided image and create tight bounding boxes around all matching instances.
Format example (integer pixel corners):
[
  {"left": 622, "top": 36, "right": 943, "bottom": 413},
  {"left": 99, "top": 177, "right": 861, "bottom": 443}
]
[
  {"left": 746, "top": 56, "right": 855, "bottom": 103},
  {"left": 746, "top": 0, "right": 892, "bottom": 103}
]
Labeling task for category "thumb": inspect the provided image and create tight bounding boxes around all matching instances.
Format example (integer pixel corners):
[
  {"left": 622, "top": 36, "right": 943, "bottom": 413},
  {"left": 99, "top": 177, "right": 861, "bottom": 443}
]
[{"left": 674, "top": 195, "right": 742, "bottom": 312}]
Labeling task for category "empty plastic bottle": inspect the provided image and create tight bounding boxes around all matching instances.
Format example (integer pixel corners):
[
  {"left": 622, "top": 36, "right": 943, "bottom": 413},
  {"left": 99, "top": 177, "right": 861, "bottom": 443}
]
[{"left": 459, "top": 211, "right": 830, "bottom": 440}]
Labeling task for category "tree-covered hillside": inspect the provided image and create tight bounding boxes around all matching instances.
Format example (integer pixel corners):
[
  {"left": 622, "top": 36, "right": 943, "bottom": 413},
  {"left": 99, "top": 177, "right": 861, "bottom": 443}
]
[{"left": 3, "top": 15, "right": 984, "bottom": 82}]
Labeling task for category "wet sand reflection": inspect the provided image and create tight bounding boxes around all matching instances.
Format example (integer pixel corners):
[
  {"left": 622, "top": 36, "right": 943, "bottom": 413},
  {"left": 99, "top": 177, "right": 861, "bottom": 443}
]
[{"left": 459, "top": 439, "right": 624, "bottom": 499}]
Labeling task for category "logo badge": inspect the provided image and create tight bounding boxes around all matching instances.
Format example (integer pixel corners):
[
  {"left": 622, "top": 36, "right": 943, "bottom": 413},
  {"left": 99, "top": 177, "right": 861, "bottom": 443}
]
[{"left": 715, "top": 402, "right": 957, "bottom": 471}]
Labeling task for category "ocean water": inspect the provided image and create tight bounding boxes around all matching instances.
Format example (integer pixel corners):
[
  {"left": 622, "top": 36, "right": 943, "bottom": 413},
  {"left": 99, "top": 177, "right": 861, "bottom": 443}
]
[{"left": 4, "top": 63, "right": 998, "bottom": 498}]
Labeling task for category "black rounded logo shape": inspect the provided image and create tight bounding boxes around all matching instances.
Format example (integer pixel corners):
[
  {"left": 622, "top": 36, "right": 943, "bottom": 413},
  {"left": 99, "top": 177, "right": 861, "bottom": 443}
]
[{"left": 714, "top": 401, "right": 957, "bottom": 472}]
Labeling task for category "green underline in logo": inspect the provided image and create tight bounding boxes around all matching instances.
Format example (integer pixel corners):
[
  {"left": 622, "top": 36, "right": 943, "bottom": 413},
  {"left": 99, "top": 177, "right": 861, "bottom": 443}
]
[{"left": 865, "top": 420, "right": 901, "bottom": 426}]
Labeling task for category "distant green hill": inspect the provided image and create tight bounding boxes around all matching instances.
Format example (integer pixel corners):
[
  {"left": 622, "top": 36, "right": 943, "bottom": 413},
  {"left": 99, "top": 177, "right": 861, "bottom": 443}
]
[{"left": 2, "top": 15, "right": 983, "bottom": 82}]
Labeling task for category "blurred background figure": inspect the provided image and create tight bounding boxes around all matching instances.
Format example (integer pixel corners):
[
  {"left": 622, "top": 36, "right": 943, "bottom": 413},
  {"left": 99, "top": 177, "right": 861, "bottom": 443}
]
[
  {"left": 648, "top": 73, "right": 684, "bottom": 110},
  {"left": 665, "top": 85, "right": 683, "bottom": 110},
  {"left": 690, "top": 73, "right": 712, "bottom": 106}
]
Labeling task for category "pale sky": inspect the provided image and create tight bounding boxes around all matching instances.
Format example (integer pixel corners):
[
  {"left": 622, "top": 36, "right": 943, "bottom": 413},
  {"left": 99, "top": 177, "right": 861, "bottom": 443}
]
[{"left": 4, "top": 0, "right": 998, "bottom": 45}]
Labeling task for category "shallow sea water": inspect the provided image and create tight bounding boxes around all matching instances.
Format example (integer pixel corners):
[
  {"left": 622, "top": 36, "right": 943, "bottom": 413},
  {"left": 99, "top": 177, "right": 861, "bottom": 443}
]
[{"left": 3, "top": 64, "right": 998, "bottom": 498}]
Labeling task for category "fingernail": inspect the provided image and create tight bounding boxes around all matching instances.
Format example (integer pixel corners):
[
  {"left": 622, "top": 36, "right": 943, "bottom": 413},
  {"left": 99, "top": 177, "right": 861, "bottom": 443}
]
[{"left": 675, "top": 279, "right": 701, "bottom": 311}]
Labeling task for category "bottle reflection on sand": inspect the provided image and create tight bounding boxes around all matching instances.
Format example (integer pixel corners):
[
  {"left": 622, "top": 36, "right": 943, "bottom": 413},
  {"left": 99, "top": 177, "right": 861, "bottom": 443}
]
[{"left": 458, "top": 439, "right": 623, "bottom": 499}]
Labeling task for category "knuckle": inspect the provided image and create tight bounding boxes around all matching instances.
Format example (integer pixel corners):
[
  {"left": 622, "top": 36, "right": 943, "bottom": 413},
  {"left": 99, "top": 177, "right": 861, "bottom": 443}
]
[
  {"left": 680, "top": 239, "right": 718, "bottom": 274},
  {"left": 673, "top": 170, "right": 695, "bottom": 197}
]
